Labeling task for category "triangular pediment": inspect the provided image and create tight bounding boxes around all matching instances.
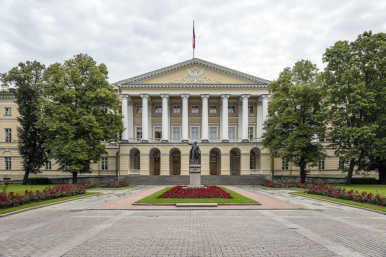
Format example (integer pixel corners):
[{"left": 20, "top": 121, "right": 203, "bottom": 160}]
[{"left": 115, "top": 58, "right": 270, "bottom": 86}]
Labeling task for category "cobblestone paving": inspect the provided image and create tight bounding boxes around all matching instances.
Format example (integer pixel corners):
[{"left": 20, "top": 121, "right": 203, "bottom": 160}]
[{"left": 0, "top": 186, "right": 385, "bottom": 257}]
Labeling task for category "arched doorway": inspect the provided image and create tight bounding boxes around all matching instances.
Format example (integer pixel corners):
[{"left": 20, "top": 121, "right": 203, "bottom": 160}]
[
  {"left": 250, "top": 148, "right": 261, "bottom": 174},
  {"left": 169, "top": 148, "right": 181, "bottom": 175},
  {"left": 209, "top": 148, "right": 221, "bottom": 175},
  {"left": 230, "top": 148, "right": 240, "bottom": 175},
  {"left": 129, "top": 148, "right": 140, "bottom": 174},
  {"left": 149, "top": 148, "right": 160, "bottom": 175}
]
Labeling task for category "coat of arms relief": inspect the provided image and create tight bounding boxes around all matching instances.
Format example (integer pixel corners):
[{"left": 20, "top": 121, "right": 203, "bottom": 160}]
[{"left": 172, "top": 67, "right": 220, "bottom": 83}]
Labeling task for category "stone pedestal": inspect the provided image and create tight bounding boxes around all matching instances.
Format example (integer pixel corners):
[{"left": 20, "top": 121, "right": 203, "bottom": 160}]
[{"left": 189, "top": 164, "right": 201, "bottom": 186}]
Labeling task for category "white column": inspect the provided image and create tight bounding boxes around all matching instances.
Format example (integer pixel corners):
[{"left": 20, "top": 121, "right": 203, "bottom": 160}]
[
  {"left": 221, "top": 95, "right": 229, "bottom": 142},
  {"left": 141, "top": 95, "right": 149, "bottom": 142},
  {"left": 241, "top": 95, "right": 249, "bottom": 142},
  {"left": 121, "top": 95, "right": 128, "bottom": 140},
  {"left": 161, "top": 95, "right": 169, "bottom": 142},
  {"left": 181, "top": 95, "right": 189, "bottom": 142},
  {"left": 201, "top": 95, "right": 209, "bottom": 142},
  {"left": 127, "top": 96, "right": 133, "bottom": 140},
  {"left": 256, "top": 99, "right": 263, "bottom": 139},
  {"left": 262, "top": 95, "right": 269, "bottom": 135}
]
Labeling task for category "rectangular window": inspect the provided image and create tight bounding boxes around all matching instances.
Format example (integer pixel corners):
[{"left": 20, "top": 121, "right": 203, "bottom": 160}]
[
  {"left": 191, "top": 127, "right": 200, "bottom": 140},
  {"left": 228, "top": 106, "right": 236, "bottom": 114},
  {"left": 5, "top": 128, "right": 11, "bottom": 143},
  {"left": 136, "top": 106, "right": 142, "bottom": 114},
  {"left": 136, "top": 127, "right": 142, "bottom": 140},
  {"left": 4, "top": 157, "right": 11, "bottom": 170},
  {"left": 339, "top": 158, "right": 344, "bottom": 170},
  {"left": 101, "top": 157, "right": 108, "bottom": 170},
  {"left": 228, "top": 126, "right": 236, "bottom": 140},
  {"left": 154, "top": 127, "right": 162, "bottom": 140},
  {"left": 192, "top": 105, "right": 199, "bottom": 114},
  {"left": 319, "top": 131, "right": 326, "bottom": 142},
  {"left": 248, "top": 105, "right": 253, "bottom": 114},
  {"left": 248, "top": 126, "right": 254, "bottom": 140},
  {"left": 173, "top": 105, "right": 180, "bottom": 114},
  {"left": 154, "top": 105, "right": 162, "bottom": 114},
  {"left": 172, "top": 127, "right": 181, "bottom": 141},
  {"left": 209, "top": 127, "right": 218, "bottom": 140},
  {"left": 209, "top": 106, "right": 217, "bottom": 114},
  {"left": 282, "top": 158, "right": 289, "bottom": 171},
  {"left": 45, "top": 160, "right": 52, "bottom": 170},
  {"left": 319, "top": 159, "right": 325, "bottom": 170},
  {"left": 4, "top": 107, "right": 12, "bottom": 116}
]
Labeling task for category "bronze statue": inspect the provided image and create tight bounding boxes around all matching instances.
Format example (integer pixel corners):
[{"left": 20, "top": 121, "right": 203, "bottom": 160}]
[{"left": 189, "top": 141, "right": 201, "bottom": 164}]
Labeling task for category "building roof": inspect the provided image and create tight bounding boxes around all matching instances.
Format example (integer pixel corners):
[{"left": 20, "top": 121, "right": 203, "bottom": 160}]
[{"left": 115, "top": 58, "right": 271, "bottom": 86}]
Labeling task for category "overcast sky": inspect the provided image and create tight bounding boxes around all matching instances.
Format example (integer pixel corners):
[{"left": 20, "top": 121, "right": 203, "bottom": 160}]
[{"left": 0, "top": 0, "right": 385, "bottom": 83}]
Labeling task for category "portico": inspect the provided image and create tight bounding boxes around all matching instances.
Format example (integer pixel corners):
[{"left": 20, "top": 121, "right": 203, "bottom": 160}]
[{"left": 117, "top": 58, "right": 272, "bottom": 177}]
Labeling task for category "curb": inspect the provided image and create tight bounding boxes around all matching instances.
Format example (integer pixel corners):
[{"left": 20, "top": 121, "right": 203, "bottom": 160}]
[
  {"left": 0, "top": 193, "right": 98, "bottom": 218},
  {"left": 83, "top": 207, "right": 309, "bottom": 211},
  {"left": 290, "top": 192, "right": 386, "bottom": 215}
]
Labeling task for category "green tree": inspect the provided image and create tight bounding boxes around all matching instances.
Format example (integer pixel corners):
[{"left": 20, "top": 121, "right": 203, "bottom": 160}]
[
  {"left": 323, "top": 31, "right": 385, "bottom": 184},
  {"left": 263, "top": 60, "right": 326, "bottom": 183},
  {"left": 42, "top": 54, "right": 123, "bottom": 183},
  {"left": 1, "top": 61, "right": 48, "bottom": 184}
]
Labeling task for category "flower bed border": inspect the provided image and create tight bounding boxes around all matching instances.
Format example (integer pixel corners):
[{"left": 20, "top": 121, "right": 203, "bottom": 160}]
[
  {"left": 0, "top": 184, "right": 86, "bottom": 209},
  {"left": 135, "top": 186, "right": 259, "bottom": 205}
]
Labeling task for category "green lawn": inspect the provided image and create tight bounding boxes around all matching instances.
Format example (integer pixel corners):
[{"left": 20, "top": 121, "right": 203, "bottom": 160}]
[
  {"left": 0, "top": 184, "right": 51, "bottom": 195},
  {"left": 0, "top": 192, "right": 96, "bottom": 215},
  {"left": 135, "top": 187, "right": 259, "bottom": 204},
  {"left": 334, "top": 184, "right": 386, "bottom": 196},
  {"left": 293, "top": 192, "right": 386, "bottom": 213}
]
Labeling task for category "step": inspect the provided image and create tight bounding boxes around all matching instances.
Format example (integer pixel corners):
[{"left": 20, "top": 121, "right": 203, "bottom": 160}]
[{"left": 175, "top": 203, "right": 218, "bottom": 207}]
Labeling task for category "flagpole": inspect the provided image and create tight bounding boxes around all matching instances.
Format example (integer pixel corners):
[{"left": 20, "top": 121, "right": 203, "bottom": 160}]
[{"left": 193, "top": 20, "right": 195, "bottom": 59}]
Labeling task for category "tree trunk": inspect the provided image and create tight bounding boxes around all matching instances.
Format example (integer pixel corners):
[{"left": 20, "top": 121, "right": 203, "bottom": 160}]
[
  {"left": 300, "top": 162, "right": 306, "bottom": 183},
  {"left": 22, "top": 169, "right": 30, "bottom": 185},
  {"left": 379, "top": 166, "right": 386, "bottom": 184},
  {"left": 346, "top": 159, "right": 355, "bottom": 185},
  {"left": 72, "top": 172, "right": 78, "bottom": 184}
]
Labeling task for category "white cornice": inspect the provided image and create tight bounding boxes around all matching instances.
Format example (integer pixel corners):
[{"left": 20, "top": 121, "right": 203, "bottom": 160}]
[{"left": 120, "top": 83, "right": 268, "bottom": 89}]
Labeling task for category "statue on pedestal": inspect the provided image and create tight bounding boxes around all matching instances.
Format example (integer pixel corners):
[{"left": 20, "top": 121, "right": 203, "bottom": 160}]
[{"left": 189, "top": 141, "right": 201, "bottom": 165}]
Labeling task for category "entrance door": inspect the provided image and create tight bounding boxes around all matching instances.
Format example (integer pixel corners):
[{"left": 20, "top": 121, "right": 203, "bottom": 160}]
[{"left": 170, "top": 150, "right": 181, "bottom": 175}]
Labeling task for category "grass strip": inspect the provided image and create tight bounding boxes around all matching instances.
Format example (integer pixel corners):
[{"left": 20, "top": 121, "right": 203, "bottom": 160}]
[
  {"left": 256, "top": 185, "right": 304, "bottom": 191},
  {"left": 293, "top": 192, "right": 386, "bottom": 213},
  {"left": 90, "top": 185, "right": 134, "bottom": 190},
  {"left": 0, "top": 192, "right": 97, "bottom": 215},
  {"left": 135, "top": 187, "right": 259, "bottom": 204}
]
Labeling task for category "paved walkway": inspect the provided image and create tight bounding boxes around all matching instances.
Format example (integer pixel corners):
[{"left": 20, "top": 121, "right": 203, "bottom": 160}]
[
  {"left": 0, "top": 185, "right": 385, "bottom": 257},
  {"left": 97, "top": 185, "right": 300, "bottom": 210}
]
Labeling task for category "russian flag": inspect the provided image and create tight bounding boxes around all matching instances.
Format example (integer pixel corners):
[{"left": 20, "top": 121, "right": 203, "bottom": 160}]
[{"left": 193, "top": 21, "right": 195, "bottom": 49}]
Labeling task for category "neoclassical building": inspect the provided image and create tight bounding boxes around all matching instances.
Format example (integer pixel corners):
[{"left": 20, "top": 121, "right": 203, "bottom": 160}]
[{"left": 1, "top": 58, "right": 363, "bottom": 180}]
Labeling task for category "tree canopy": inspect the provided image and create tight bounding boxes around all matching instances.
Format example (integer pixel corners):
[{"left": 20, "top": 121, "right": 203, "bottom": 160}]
[
  {"left": 1, "top": 61, "right": 48, "bottom": 184},
  {"left": 263, "top": 60, "right": 326, "bottom": 183},
  {"left": 323, "top": 31, "right": 386, "bottom": 183},
  {"left": 41, "top": 54, "right": 123, "bottom": 183}
]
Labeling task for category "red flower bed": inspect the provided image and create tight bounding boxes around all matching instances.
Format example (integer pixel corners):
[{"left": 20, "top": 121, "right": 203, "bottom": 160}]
[
  {"left": 306, "top": 183, "right": 386, "bottom": 207},
  {"left": 0, "top": 184, "right": 86, "bottom": 209},
  {"left": 158, "top": 186, "right": 232, "bottom": 199}
]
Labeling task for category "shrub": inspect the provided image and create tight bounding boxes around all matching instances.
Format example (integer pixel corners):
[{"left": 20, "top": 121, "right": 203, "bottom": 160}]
[{"left": 27, "top": 177, "right": 52, "bottom": 185}]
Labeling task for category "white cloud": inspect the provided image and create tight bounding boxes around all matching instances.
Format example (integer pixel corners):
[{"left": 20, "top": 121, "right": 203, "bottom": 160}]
[{"left": 0, "top": 0, "right": 385, "bottom": 82}]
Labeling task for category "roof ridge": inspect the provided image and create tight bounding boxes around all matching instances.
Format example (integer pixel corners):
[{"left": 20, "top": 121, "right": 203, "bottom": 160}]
[{"left": 115, "top": 58, "right": 270, "bottom": 85}]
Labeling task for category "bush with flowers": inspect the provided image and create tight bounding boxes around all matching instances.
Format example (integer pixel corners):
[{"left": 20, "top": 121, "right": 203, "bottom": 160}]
[
  {"left": 306, "top": 183, "right": 386, "bottom": 207},
  {"left": 158, "top": 185, "right": 232, "bottom": 199},
  {"left": 0, "top": 183, "right": 86, "bottom": 209}
]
